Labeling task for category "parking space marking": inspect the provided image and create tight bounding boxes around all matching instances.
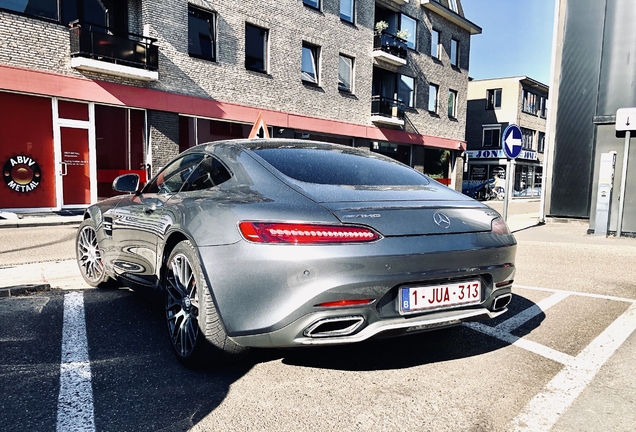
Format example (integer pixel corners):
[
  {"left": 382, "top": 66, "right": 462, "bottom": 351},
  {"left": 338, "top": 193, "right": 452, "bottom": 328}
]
[
  {"left": 466, "top": 285, "right": 636, "bottom": 432},
  {"left": 56, "top": 292, "right": 95, "bottom": 432},
  {"left": 511, "top": 301, "right": 636, "bottom": 432},
  {"left": 496, "top": 290, "right": 571, "bottom": 333}
]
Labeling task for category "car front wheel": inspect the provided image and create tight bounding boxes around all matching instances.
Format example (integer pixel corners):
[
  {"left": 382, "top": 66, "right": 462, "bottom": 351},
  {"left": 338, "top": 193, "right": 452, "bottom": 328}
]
[
  {"left": 76, "top": 218, "right": 114, "bottom": 288},
  {"left": 164, "top": 240, "right": 246, "bottom": 367}
]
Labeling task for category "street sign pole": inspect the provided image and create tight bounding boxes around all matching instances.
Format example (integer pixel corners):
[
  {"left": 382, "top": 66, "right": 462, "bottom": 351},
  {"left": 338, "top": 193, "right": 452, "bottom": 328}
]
[
  {"left": 503, "top": 159, "right": 511, "bottom": 221},
  {"left": 614, "top": 107, "right": 636, "bottom": 237},
  {"left": 501, "top": 124, "right": 523, "bottom": 223},
  {"left": 616, "top": 130, "right": 631, "bottom": 237}
]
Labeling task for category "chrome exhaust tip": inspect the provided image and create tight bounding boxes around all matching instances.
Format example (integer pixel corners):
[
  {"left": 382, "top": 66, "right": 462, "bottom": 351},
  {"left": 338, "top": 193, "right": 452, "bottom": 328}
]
[
  {"left": 303, "top": 316, "right": 365, "bottom": 338},
  {"left": 493, "top": 293, "right": 512, "bottom": 311}
]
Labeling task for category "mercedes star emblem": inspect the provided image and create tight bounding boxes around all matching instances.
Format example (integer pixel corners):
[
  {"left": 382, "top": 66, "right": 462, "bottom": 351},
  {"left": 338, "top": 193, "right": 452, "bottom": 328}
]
[{"left": 433, "top": 212, "right": 451, "bottom": 229}]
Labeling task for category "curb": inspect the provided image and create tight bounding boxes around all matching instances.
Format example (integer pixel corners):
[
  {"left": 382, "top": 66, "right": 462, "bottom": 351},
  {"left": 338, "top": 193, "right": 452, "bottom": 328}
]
[
  {"left": 0, "top": 218, "right": 83, "bottom": 229},
  {"left": 0, "top": 283, "right": 52, "bottom": 297}
]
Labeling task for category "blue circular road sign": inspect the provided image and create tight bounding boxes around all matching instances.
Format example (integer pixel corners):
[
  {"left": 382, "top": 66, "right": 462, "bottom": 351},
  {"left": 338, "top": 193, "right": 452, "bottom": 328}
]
[{"left": 502, "top": 124, "right": 523, "bottom": 159}]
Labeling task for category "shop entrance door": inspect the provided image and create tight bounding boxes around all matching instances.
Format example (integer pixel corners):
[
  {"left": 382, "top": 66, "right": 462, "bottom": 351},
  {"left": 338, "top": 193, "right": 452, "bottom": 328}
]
[{"left": 60, "top": 127, "right": 91, "bottom": 206}]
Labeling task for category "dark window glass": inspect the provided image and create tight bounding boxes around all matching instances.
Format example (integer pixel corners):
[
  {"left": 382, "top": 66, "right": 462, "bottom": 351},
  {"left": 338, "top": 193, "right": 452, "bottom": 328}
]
[
  {"left": 188, "top": 7, "right": 215, "bottom": 60},
  {"left": 2, "top": 0, "right": 58, "bottom": 20},
  {"left": 245, "top": 23, "right": 268, "bottom": 73},
  {"left": 487, "top": 88, "right": 502, "bottom": 109},
  {"left": 302, "top": 43, "right": 319, "bottom": 84},
  {"left": 483, "top": 128, "right": 501, "bottom": 147},
  {"left": 181, "top": 156, "right": 232, "bottom": 191},
  {"left": 144, "top": 154, "right": 206, "bottom": 194},
  {"left": 254, "top": 148, "right": 430, "bottom": 186}
]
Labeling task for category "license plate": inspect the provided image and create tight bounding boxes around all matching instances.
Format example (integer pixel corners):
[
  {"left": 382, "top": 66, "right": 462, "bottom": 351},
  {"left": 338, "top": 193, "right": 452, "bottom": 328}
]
[{"left": 399, "top": 280, "right": 481, "bottom": 314}]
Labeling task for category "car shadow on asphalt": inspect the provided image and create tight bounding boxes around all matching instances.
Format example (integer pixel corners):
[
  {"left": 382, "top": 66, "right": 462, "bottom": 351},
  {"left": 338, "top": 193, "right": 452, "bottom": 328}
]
[{"left": 82, "top": 289, "right": 542, "bottom": 430}]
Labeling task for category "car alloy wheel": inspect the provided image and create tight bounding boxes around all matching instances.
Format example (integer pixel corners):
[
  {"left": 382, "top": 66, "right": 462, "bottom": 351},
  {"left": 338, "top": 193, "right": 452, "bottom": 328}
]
[
  {"left": 165, "top": 252, "right": 200, "bottom": 358},
  {"left": 76, "top": 219, "right": 113, "bottom": 288}
]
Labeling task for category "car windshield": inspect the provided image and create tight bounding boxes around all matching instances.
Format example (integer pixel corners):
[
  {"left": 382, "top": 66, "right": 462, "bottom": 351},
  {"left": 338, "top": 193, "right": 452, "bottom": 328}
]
[{"left": 253, "top": 148, "right": 430, "bottom": 186}]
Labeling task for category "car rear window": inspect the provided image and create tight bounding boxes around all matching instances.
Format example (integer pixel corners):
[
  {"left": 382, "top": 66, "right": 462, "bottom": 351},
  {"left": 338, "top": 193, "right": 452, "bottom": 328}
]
[{"left": 253, "top": 148, "right": 430, "bottom": 186}]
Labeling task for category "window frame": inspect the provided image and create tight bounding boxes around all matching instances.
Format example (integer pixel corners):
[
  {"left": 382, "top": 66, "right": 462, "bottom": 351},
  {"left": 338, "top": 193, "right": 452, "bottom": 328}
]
[
  {"left": 399, "top": 13, "right": 417, "bottom": 50},
  {"left": 188, "top": 6, "right": 216, "bottom": 61},
  {"left": 522, "top": 90, "right": 538, "bottom": 115},
  {"left": 482, "top": 126, "right": 501, "bottom": 148},
  {"left": 538, "top": 132, "right": 546, "bottom": 153},
  {"left": 448, "top": 0, "right": 459, "bottom": 13},
  {"left": 303, "top": 0, "right": 320, "bottom": 9},
  {"left": 302, "top": 42, "right": 320, "bottom": 85},
  {"left": 398, "top": 75, "right": 415, "bottom": 108},
  {"left": 450, "top": 38, "right": 459, "bottom": 67},
  {"left": 431, "top": 29, "right": 440, "bottom": 59},
  {"left": 521, "top": 127, "right": 534, "bottom": 150},
  {"left": 486, "top": 88, "right": 502, "bottom": 110},
  {"left": 245, "top": 23, "right": 269, "bottom": 74},
  {"left": 428, "top": 83, "right": 439, "bottom": 113},
  {"left": 340, "top": 0, "right": 355, "bottom": 23},
  {"left": 338, "top": 54, "right": 354, "bottom": 93},
  {"left": 448, "top": 89, "right": 458, "bottom": 118}
]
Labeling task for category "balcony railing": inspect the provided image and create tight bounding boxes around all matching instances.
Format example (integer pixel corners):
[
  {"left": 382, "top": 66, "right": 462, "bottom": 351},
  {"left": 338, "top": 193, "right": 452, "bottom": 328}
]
[
  {"left": 373, "top": 32, "right": 408, "bottom": 64},
  {"left": 371, "top": 96, "right": 405, "bottom": 126},
  {"left": 69, "top": 21, "right": 158, "bottom": 74}
]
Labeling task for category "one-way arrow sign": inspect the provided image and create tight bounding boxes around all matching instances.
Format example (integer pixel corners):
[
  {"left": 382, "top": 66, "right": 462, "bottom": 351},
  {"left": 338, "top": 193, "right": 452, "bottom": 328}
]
[{"left": 502, "top": 124, "right": 523, "bottom": 159}]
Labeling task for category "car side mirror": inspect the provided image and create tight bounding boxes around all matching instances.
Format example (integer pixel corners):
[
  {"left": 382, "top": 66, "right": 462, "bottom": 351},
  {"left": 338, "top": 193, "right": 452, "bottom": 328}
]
[{"left": 112, "top": 173, "right": 140, "bottom": 194}]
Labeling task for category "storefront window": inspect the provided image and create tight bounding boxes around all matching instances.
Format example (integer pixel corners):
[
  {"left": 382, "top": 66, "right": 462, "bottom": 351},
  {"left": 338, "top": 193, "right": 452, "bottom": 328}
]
[
  {"left": 95, "top": 105, "right": 145, "bottom": 198},
  {"left": 0, "top": 92, "right": 56, "bottom": 209}
]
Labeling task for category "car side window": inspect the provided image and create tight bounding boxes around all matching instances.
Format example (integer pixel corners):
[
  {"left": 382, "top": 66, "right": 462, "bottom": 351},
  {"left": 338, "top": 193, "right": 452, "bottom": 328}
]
[
  {"left": 181, "top": 156, "right": 232, "bottom": 192},
  {"left": 144, "top": 153, "right": 206, "bottom": 194}
]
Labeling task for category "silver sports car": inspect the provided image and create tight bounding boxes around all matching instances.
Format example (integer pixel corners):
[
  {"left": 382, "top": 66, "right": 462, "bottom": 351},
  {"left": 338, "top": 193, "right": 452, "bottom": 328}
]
[{"left": 76, "top": 139, "right": 516, "bottom": 367}]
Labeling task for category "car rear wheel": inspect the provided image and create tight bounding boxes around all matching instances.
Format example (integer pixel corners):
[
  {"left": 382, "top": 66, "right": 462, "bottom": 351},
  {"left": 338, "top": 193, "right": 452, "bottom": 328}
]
[
  {"left": 76, "top": 219, "right": 115, "bottom": 288},
  {"left": 164, "top": 240, "right": 246, "bottom": 367}
]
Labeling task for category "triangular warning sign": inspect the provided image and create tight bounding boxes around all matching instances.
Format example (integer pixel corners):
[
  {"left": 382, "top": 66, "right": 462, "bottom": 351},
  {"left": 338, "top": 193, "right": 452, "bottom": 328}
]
[{"left": 248, "top": 112, "right": 270, "bottom": 139}]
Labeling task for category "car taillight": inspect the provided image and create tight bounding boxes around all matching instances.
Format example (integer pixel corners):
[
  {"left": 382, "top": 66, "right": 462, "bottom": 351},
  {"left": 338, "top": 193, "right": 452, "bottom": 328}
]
[
  {"left": 491, "top": 217, "right": 511, "bottom": 235},
  {"left": 238, "top": 222, "right": 380, "bottom": 244}
]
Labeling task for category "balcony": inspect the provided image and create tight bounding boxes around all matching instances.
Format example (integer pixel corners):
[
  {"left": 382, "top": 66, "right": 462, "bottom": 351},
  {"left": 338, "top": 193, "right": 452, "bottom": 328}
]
[
  {"left": 389, "top": 0, "right": 409, "bottom": 4},
  {"left": 372, "top": 33, "right": 407, "bottom": 67},
  {"left": 69, "top": 22, "right": 159, "bottom": 81},
  {"left": 371, "top": 96, "right": 405, "bottom": 127}
]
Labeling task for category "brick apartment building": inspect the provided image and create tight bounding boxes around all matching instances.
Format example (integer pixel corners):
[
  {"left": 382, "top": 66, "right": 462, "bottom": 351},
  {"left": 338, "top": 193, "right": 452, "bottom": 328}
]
[
  {"left": 465, "top": 76, "right": 548, "bottom": 196},
  {"left": 0, "top": 0, "right": 480, "bottom": 212}
]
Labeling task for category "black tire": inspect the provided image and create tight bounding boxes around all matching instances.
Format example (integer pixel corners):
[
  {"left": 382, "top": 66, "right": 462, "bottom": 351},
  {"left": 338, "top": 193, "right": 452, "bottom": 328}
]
[
  {"left": 164, "top": 240, "right": 246, "bottom": 368},
  {"left": 76, "top": 218, "right": 116, "bottom": 288}
]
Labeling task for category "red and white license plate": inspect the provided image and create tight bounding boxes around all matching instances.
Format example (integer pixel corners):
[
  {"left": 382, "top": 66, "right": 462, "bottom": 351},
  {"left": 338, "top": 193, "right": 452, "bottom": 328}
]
[{"left": 399, "top": 280, "right": 481, "bottom": 314}]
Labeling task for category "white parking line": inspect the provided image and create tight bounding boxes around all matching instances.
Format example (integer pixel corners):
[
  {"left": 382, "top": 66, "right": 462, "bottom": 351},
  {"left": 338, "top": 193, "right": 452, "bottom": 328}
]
[
  {"left": 496, "top": 290, "right": 570, "bottom": 334},
  {"left": 56, "top": 292, "right": 95, "bottom": 432},
  {"left": 511, "top": 301, "right": 636, "bottom": 431}
]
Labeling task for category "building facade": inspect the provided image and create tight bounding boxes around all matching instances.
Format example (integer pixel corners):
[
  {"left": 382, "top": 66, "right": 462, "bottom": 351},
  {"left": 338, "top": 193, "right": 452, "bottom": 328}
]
[
  {"left": 465, "top": 76, "right": 548, "bottom": 197},
  {"left": 544, "top": 0, "right": 636, "bottom": 236},
  {"left": 0, "top": 0, "right": 480, "bottom": 212}
]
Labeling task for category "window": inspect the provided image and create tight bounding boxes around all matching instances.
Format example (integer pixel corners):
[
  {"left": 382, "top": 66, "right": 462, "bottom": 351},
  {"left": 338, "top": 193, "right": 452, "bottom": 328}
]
[
  {"left": 539, "top": 96, "right": 547, "bottom": 118},
  {"left": 482, "top": 126, "right": 501, "bottom": 147},
  {"left": 428, "top": 84, "right": 439, "bottom": 113},
  {"left": 400, "top": 14, "right": 417, "bottom": 50},
  {"left": 245, "top": 23, "right": 268, "bottom": 73},
  {"left": 181, "top": 156, "right": 232, "bottom": 192},
  {"left": 522, "top": 90, "right": 537, "bottom": 114},
  {"left": 302, "top": 43, "right": 320, "bottom": 84},
  {"left": 303, "top": 0, "right": 320, "bottom": 8},
  {"left": 448, "top": 0, "right": 459, "bottom": 12},
  {"left": 431, "top": 29, "right": 440, "bottom": 59},
  {"left": 448, "top": 89, "right": 458, "bottom": 117},
  {"left": 538, "top": 132, "right": 546, "bottom": 153},
  {"left": 340, "top": 0, "right": 354, "bottom": 23},
  {"left": 521, "top": 128, "right": 534, "bottom": 149},
  {"left": 398, "top": 75, "right": 415, "bottom": 108},
  {"left": 486, "top": 88, "right": 502, "bottom": 109},
  {"left": 338, "top": 54, "right": 353, "bottom": 92},
  {"left": 450, "top": 39, "right": 459, "bottom": 67},
  {"left": 144, "top": 154, "right": 206, "bottom": 194},
  {"left": 188, "top": 7, "right": 215, "bottom": 61}
]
